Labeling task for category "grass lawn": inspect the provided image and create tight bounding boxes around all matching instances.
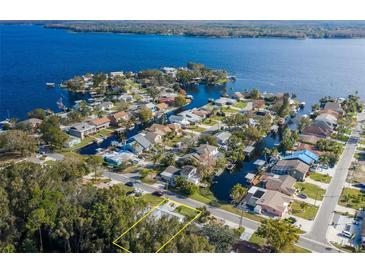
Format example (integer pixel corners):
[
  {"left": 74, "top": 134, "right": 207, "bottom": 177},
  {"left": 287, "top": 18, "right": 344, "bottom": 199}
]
[
  {"left": 233, "top": 101, "right": 247, "bottom": 109},
  {"left": 142, "top": 194, "right": 165, "bottom": 207},
  {"left": 189, "top": 189, "right": 217, "bottom": 204},
  {"left": 187, "top": 125, "right": 206, "bottom": 133},
  {"left": 295, "top": 182, "right": 326, "bottom": 200},
  {"left": 291, "top": 201, "right": 319, "bottom": 220},
  {"left": 219, "top": 204, "right": 266, "bottom": 223},
  {"left": 97, "top": 128, "right": 113, "bottom": 138},
  {"left": 174, "top": 206, "right": 198, "bottom": 219},
  {"left": 211, "top": 115, "right": 225, "bottom": 122},
  {"left": 309, "top": 172, "right": 332, "bottom": 183},
  {"left": 339, "top": 188, "right": 365, "bottom": 210},
  {"left": 221, "top": 106, "right": 239, "bottom": 114},
  {"left": 352, "top": 164, "right": 365, "bottom": 183},
  {"left": 72, "top": 136, "right": 95, "bottom": 149},
  {"left": 202, "top": 118, "right": 217, "bottom": 126},
  {"left": 334, "top": 134, "right": 350, "bottom": 142}
]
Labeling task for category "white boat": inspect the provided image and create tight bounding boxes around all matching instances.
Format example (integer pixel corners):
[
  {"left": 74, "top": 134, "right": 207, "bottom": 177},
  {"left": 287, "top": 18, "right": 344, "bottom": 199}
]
[{"left": 46, "top": 82, "right": 55, "bottom": 88}]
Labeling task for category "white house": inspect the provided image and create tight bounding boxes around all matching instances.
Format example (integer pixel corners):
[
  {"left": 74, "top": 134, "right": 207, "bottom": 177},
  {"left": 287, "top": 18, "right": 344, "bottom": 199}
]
[{"left": 169, "top": 115, "right": 190, "bottom": 126}]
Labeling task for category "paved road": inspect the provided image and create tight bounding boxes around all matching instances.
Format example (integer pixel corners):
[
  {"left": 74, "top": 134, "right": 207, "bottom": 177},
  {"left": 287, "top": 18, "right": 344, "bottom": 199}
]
[
  {"left": 103, "top": 171, "right": 260, "bottom": 230},
  {"left": 104, "top": 170, "right": 340, "bottom": 252},
  {"left": 304, "top": 113, "right": 364, "bottom": 245}
]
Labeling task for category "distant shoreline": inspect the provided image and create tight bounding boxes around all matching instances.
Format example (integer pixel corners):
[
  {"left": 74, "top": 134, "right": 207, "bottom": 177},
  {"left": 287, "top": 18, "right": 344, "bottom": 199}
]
[{"left": 42, "top": 21, "right": 365, "bottom": 40}]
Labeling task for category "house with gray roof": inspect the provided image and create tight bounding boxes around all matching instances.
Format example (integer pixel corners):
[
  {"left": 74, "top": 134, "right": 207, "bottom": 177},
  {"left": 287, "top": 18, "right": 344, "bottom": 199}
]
[{"left": 271, "top": 159, "right": 310, "bottom": 181}]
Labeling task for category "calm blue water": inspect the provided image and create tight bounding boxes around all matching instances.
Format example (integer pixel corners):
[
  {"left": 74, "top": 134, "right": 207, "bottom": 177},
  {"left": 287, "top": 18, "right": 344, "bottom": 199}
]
[{"left": 1, "top": 24, "right": 365, "bottom": 120}]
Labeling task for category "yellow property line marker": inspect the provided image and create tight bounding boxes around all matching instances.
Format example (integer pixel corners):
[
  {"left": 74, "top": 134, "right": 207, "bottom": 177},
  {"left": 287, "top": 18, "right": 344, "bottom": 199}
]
[{"left": 112, "top": 198, "right": 202, "bottom": 253}]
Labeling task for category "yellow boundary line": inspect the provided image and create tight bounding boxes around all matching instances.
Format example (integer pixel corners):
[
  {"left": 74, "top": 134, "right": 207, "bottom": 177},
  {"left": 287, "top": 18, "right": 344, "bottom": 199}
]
[{"left": 112, "top": 198, "right": 202, "bottom": 253}]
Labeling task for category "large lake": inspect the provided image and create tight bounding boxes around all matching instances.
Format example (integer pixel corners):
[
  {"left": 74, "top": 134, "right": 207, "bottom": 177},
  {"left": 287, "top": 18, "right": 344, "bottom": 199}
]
[{"left": 1, "top": 24, "right": 365, "bottom": 120}]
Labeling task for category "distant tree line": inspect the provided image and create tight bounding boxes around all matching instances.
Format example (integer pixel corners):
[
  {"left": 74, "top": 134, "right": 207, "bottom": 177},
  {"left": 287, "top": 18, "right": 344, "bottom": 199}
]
[{"left": 45, "top": 21, "right": 365, "bottom": 39}]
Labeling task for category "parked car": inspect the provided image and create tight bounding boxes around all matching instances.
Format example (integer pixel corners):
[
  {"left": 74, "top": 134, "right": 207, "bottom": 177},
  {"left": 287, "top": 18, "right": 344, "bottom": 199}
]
[
  {"left": 297, "top": 193, "right": 307, "bottom": 199},
  {"left": 152, "top": 190, "right": 164, "bottom": 197},
  {"left": 126, "top": 181, "right": 134, "bottom": 187},
  {"left": 342, "top": 224, "right": 354, "bottom": 238}
]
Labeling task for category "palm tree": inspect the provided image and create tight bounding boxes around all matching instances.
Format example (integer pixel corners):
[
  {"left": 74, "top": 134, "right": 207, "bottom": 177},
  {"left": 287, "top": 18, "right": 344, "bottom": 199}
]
[{"left": 230, "top": 183, "right": 247, "bottom": 228}]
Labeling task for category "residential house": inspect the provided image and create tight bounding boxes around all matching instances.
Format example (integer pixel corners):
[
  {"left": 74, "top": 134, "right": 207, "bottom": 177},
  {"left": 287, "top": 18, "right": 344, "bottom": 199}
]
[
  {"left": 68, "top": 122, "right": 96, "bottom": 139},
  {"left": 161, "top": 67, "right": 177, "bottom": 77},
  {"left": 256, "top": 190, "right": 292, "bottom": 218},
  {"left": 180, "top": 165, "right": 200, "bottom": 184},
  {"left": 126, "top": 133, "right": 153, "bottom": 154},
  {"left": 147, "top": 123, "right": 172, "bottom": 136},
  {"left": 192, "top": 108, "right": 209, "bottom": 118},
  {"left": 319, "top": 109, "right": 340, "bottom": 119},
  {"left": 264, "top": 174, "right": 296, "bottom": 196},
  {"left": 297, "top": 143, "right": 322, "bottom": 156},
  {"left": 178, "top": 110, "right": 203, "bottom": 124},
  {"left": 243, "top": 186, "right": 267, "bottom": 208},
  {"left": 324, "top": 101, "right": 344, "bottom": 115},
  {"left": 253, "top": 109, "right": 272, "bottom": 122},
  {"left": 89, "top": 117, "right": 111, "bottom": 130},
  {"left": 196, "top": 144, "right": 219, "bottom": 157},
  {"left": 168, "top": 123, "right": 183, "bottom": 136},
  {"left": 110, "top": 71, "right": 124, "bottom": 77},
  {"left": 108, "top": 111, "right": 129, "bottom": 126},
  {"left": 252, "top": 99, "right": 266, "bottom": 109},
  {"left": 315, "top": 113, "right": 338, "bottom": 128},
  {"left": 299, "top": 134, "right": 321, "bottom": 145},
  {"left": 104, "top": 151, "right": 135, "bottom": 166},
  {"left": 302, "top": 120, "right": 333, "bottom": 138},
  {"left": 117, "top": 94, "right": 134, "bottom": 102},
  {"left": 144, "top": 131, "right": 162, "bottom": 145},
  {"left": 99, "top": 101, "right": 114, "bottom": 111},
  {"left": 214, "top": 97, "right": 237, "bottom": 106},
  {"left": 160, "top": 166, "right": 181, "bottom": 182},
  {"left": 159, "top": 97, "right": 176, "bottom": 105},
  {"left": 232, "top": 92, "right": 245, "bottom": 100},
  {"left": 215, "top": 131, "right": 232, "bottom": 145},
  {"left": 169, "top": 115, "right": 190, "bottom": 126},
  {"left": 19, "top": 118, "right": 43, "bottom": 131},
  {"left": 271, "top": 159, "right": 310, "bottom": 181},
  {"left": 282, "top": 150, "right": 319, "bottom": 166},
  {"left": 156, "top": 103, "right": 169, "bottom": 112}
]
